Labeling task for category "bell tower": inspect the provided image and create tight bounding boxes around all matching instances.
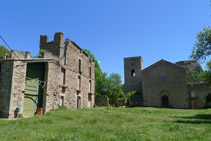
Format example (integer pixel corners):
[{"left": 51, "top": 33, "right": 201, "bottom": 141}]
[{"left": 124, "top": 56, "right": 143, "bottom": 94}]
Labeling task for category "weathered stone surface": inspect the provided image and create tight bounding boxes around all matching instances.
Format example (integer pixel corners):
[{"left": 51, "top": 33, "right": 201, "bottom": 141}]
[
  {"left": 0, "top": 32, "right": 95, "bottom": 118},
  {"left": 124, "top": 56, "right": 143, "bottom": 94},
  {"left": 124, "top": 57, "right": 211, "bottom": 109},
  {"left": 190, "top": 83, "right": 211, "bottom": 109},
  {"left": 95, "top": 96, "right": 109, "bottom": 106},
  {"left": 142, "top": 60, "right": 189, "bottom": 108},
  {"left": 176, "top": 60, "right": 203, "bottom": 72},
  {"left": 41, "top": 33, "right": 95, "bottom": 111}
]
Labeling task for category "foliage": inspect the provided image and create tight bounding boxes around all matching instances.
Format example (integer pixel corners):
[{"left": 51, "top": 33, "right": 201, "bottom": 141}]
[
  {"left": 126, "top": 91, "right": 136, "bottom": 100},
  {"left": 107, "top": 73, "right": 124, "bottom": 105},
  {"left": 84, "top": 49, "right": 124, "bottom": 105},
  {"left": 0, "top": 107, "right": 211, "bottom": 140},
  {"left": 190, "top": 26, "right": 211, "bottom": 61},
  {"left": 83, "top": 49, "right": 106, "bottom": 96},
  {"left": 190, "top": 26, "right": 211, "bottom": 84},
  {"left": 35, "top": 49, "right": 46, "bottom": 58},
  {"left": 186, "top": 69, "right": 203, "bottom": 85},
  {"left": 198, "top": 60, "right": 211, "bottom": 84},
  {"left": 205, "top": 93, "right": 211, "bottom": 108},
  {"left": 0, "top": 45, "right": 10, "bottom": 59}
]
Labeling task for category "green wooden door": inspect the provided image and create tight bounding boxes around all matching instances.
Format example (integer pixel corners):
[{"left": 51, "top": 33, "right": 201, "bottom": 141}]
[{"left": 23, "top": 78, "right": 39, "bottom": 116}]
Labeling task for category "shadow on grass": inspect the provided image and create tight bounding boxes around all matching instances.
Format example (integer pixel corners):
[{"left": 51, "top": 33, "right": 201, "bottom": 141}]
[{"left": 174, "top": 114, "right": 211, "bottom": 124}]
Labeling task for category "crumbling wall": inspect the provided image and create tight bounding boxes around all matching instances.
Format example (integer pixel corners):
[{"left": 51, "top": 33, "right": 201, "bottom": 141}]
[
  {"left": 41, "top": 33, "right": 95, "bottom": 110},
  {"left": 95, "top": 96, "right": 109, "bottom": 106},
  {"left": 190, "top": 83, "right": 211, "bottom": 109},
  {"left": 64, "top": 39, "right": 95, "bottom": 109}
]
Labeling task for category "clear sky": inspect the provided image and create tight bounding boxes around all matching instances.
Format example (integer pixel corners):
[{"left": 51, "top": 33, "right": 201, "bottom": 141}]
[{"left": 0, "top": 0, "right": 210, "bottom": 83}]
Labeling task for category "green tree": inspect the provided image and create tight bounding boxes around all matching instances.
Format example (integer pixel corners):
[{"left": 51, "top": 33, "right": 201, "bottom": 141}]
[
  {"left": 190, "top": 26, "right": 211, "bottom": 61},
  {"left": 83, "top": 49, "right": 110, "bottom": 96},
  {"left": 84, "top": 50, "right": 125, "bottom": 105},
  {"left": 0, "top": 45, "right": 10, "bottom": 59},
  {"left": 190, "top": 26, "right": 211, "bottom": 84},
  {"left": 107, "top": 73, "right": 124, "bottom": 106}
]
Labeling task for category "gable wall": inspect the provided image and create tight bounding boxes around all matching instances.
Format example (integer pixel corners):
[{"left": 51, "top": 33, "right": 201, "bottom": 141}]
[{"left": 142, "top": 61, "right": 190, "bottom": 108}]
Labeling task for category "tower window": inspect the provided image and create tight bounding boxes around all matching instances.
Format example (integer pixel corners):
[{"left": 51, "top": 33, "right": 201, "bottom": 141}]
[{"left": 131, "top": 69, "right": 135, "bottom": 77}]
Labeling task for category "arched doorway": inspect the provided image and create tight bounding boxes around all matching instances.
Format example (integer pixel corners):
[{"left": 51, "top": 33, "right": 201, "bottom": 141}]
[
  {"left": 77, "top": 96, "right": 81, "bottom": 109},
  {"left": 162, "top": 95, "right": 169, "bottom": 108}
]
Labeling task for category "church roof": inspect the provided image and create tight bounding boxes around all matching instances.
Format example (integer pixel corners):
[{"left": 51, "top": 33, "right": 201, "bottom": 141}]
[{"left": 142, "top": 59, "right": 186, "bottom": 73}]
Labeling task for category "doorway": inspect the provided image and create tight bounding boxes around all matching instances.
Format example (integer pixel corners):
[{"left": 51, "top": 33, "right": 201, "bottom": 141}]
[
  {"left": 23, "top": 63, "right": 46, "bottom": 116},
  {"left": 77, "top": 96, "right": 81, "bottom": 109},
  {"left": 162, "top": 95, "right": 169, "bottom": 108}
]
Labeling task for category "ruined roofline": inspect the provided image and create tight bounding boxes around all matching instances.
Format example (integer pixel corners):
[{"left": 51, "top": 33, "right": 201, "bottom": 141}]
[
  {"left": 0, "top": 58, "right": 55, "bottom": 62},
  {"left": 67, "top": 39, "right": 94, "bottom": 63},
  {"left": 69, "top": 40, "right": 89, "bottom": 57},
  {"left": 142, "top": 59, "right": 186, "bottom": 72},
  {"left": 40, "top": 32, "right": 94, "bottom": 63}
]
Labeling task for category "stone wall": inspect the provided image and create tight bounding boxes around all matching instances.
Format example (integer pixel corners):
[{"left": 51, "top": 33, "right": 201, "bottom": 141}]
[
  {"left": 9, "top": 61, "right": 26, "bottom": 118},
  {"left": 0, "top": 61, "right": 14, "bottom": 118},
  {"left": 44, "top": 62, "right": 61, "bottom": 113},
  {"left": 124, "top": 57, "right": 143, "bottom": 94},
  {"left": 95, "top": 96, "right": 110, "bottom": 106},
  {"left": 41, "top": 33, "right": 95, "bottom": 110},
  {"left": 142, "top": 60, "right": 190, "bottom": 109},
  {"left": 190, "top": 83, "right": 211, "bottom": 109},
  {"left": 0, "top": 61, "right": 26, "bottom": 118}
]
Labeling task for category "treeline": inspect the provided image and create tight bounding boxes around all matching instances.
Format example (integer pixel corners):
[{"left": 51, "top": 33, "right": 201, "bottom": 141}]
[{"left": 84, "top": 49, "right": 126, "bottom": 106}]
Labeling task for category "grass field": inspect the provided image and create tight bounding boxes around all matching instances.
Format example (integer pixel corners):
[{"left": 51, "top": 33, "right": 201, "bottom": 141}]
[{"left": 0, "top": 107, "right": 211, "bottom": 140}]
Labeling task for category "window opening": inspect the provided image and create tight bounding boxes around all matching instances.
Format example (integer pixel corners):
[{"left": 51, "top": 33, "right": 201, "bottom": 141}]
[
  {"left": 89, "top": 67, "right": 92, "bottom": 78},
  {"left": 131, "top": 69, "right": 135, "bottom": 77},
  {"left": 61, "top": 68, "right": 66, "bottom": 85},
  {"left": 78, "top": 76, "right": 81, "bottom": 90},
  {"left": 79, "top": 59, "right": 81, "bottom": 72}
]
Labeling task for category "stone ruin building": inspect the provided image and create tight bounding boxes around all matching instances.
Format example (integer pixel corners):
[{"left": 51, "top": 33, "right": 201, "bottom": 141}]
[
  {"left": 124, "top": 56, "right": 211, "bottom": 109},
  {"left": 0, "top": 32, "right": 95, "bottom": 118}
]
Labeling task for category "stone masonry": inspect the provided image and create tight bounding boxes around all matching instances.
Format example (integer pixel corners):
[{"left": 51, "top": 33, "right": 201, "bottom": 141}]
[
  {"left": 124, "top": 57, "right": 210, "bottom": 109},
  {"left": 40, "top": 32, "right": 95, "bottom": 112},
  {"left": 0, "top": 32, "right": 95, "bottom": 118}
]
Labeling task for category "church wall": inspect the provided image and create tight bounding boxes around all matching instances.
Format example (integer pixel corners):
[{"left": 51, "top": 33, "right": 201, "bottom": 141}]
[{"left": 142, "top": 60, "right": 190, "bottom": 108}]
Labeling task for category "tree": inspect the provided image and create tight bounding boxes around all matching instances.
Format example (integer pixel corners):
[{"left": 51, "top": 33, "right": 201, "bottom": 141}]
[
  {"left": 83, "top": 50, "right": 125, "bottom": 105},
  {"left": 190, "top": 26, "right": 211, "bottom": 84},
  {"left": 190, "top": 26, "right": 211, "bottom": 61},
  {"left": 0, "top": 45, "right": 10, "bottom": 59},
  {"left": 83, "top": 49, "right": 110, "bottom": 96},
  {"left": 107, "top": 73, "right": 124, "bottom": 105}
]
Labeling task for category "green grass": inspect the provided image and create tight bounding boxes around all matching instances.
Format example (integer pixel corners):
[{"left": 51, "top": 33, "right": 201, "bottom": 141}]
[{"left": 0, "top": 107, "right": 211, "bottom": 140}]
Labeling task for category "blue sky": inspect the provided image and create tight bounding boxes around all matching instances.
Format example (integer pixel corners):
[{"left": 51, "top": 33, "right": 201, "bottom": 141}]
[{"left": 0, "top": 0, "right": 211, "bottom": 83}]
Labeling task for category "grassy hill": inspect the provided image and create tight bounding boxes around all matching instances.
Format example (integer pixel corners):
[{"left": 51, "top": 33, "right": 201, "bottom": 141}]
[{"left": 0, "top": 107, "right": 211, "bottom": 140}]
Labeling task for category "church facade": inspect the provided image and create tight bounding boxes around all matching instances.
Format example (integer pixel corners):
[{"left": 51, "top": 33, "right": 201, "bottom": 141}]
[{"left": 124, "top": 56, "right": 211, "bottom": 109}]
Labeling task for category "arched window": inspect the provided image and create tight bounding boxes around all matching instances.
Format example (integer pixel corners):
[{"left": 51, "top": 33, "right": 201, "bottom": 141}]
[{"left": 131, "top": 69, "right": 135, "bottom": 77}]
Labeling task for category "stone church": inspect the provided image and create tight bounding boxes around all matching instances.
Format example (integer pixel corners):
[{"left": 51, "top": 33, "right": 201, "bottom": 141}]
[
  {"left": 0, "top": 32, "right": 95, "bottom": 118},
  {"left": 124, "top": 56, "right": 211, "bottom": 109}
]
